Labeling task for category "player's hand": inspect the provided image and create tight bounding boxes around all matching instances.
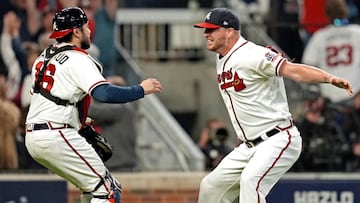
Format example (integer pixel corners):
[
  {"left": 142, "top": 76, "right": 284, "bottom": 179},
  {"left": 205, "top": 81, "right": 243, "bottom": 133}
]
[
  {"left": 330, "top": 77, "right": 353, "bottom": 96},
  {"left": 140, "top": 78, "right": 163, "bottom": 95}
]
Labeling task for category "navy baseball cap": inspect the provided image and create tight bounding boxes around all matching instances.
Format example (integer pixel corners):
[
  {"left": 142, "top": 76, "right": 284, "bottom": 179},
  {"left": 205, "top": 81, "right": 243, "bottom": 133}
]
[{"left": 194, "top": 8, "right": 240, "bottom": 30}]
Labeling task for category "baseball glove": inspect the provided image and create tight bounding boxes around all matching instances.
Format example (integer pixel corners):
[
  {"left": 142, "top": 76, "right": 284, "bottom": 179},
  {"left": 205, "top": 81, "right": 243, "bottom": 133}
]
[{"left": 79, "top": 125, "right": 113, "bottom": 162}]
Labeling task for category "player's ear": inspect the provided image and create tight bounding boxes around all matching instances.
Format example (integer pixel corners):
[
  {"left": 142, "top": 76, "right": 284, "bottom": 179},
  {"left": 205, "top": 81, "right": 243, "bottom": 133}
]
[
  {"left": 226, "top": 28, "right": 236, "bottom": 37},
  {"left": 72, "top": 28, "right": 81, "bottom": 38}
]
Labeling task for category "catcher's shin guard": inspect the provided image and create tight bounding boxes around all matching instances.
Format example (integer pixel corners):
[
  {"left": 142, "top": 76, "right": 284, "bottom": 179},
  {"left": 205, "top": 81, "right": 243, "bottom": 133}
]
[
  {"left": 89, "top": 171, "right": 122, "bottom": 203},
  {"left": 93, "top": 171, "right": 122, "bottom": 203},
  {"left": 91, "top": 171, "right": 122, "bottom": 203},
  {"left": 106, "top": 171, "right": 122, "bottom": 203}
]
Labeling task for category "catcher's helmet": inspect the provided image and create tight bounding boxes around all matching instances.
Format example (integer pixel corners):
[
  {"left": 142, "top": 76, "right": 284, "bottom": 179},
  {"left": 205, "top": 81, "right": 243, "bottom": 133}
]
[{"left": 49, "top": 7, "right": 88, "bottom": 39}]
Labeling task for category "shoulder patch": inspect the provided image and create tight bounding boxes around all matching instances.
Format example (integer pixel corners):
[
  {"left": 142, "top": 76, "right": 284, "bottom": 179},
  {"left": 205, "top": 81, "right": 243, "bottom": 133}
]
[{"left": 264, "top": 52, "right": 278, "bottom": 62}]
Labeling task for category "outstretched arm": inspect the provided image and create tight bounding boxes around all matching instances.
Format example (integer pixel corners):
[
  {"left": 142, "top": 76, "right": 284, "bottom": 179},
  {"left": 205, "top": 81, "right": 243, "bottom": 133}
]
[
  {"left": 91, "top": 78, "right": 163, "bottom": 103},
  {"left": 279, "top": 60, "right": 353, "bottom": 96}
]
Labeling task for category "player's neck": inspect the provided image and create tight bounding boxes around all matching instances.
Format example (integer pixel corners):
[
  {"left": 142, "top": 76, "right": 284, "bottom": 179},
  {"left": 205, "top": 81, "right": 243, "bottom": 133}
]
[
  {"left": 218, "top": 35, "right": 240, "bottom": 57},
  {"left": 57, "top": 42, "right": 75, "bottom": 46}
]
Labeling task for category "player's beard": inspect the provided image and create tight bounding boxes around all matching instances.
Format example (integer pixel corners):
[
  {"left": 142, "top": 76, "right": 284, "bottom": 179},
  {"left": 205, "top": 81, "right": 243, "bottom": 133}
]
[
  {"left": 208, "top": 38, "right": 226, "bottom": 53},
  {"left": 80, "top": 38, "right": 91, "bottom": 50}
]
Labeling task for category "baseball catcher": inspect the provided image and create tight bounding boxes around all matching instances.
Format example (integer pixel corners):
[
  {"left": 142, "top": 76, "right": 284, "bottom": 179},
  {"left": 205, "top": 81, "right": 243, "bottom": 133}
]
[{"left": 25, "top": 6, "right": 162, "bottom": 203}]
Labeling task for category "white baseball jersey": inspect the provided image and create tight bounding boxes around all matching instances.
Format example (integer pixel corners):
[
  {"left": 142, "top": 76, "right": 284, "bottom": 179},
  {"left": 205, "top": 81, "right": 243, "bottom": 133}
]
[
  {"left": 199, "top": 37, "right": 302, "bottom": 203},
  {"left": 216, "top": 37, "right": 292, "bottom": 141},
  {"left": 26, "top": 43, "right": 109, "bottom": 130},
  {"left": 25, "top": 43, "right": 120, "bottom": 202},
  {"left": 302, "top": 24, "right": 360, "bottom": 102}
]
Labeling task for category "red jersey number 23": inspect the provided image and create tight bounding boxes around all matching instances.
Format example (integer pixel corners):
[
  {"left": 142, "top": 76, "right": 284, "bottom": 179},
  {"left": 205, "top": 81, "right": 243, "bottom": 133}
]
[{"left": 326, "top": 44, "right": 353, "bottom": 67}]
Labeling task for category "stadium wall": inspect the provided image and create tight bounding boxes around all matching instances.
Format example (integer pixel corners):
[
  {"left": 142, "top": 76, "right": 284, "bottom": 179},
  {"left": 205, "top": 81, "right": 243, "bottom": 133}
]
[{"left": 1, "top": 172, "right": 360, "bottom": 203}]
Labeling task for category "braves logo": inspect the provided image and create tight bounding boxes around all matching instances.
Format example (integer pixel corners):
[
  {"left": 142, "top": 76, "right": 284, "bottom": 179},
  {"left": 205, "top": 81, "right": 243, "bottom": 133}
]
[
  {"left": 53, "top": 21, "right": 58, "bottom": 31},
  {"left": 205, "top": 12, "right": 212, "bottom": 21},
  {"left": 218, "top": 68, "right": 233, "bottom": 82},
  {"left": 218, "top": 70, "right": 246, "bottom": 92}
]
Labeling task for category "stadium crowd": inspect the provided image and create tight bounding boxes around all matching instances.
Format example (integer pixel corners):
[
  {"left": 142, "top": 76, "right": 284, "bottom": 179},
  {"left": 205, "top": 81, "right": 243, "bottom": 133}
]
[{"left": 1, "top": 0, "right": 360, "bottom": 173}]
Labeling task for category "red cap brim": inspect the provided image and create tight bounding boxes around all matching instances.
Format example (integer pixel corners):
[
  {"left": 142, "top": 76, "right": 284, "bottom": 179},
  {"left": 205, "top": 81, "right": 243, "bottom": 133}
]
[
  {"left": 49, "top": 29, "right": 73, "bottom": 39},
  {"left": 193, "top": 22, "right": 221, "bottom": 29}
]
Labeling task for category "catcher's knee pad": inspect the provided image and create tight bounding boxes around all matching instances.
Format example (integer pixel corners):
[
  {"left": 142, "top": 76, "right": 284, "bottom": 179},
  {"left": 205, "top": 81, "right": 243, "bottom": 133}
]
[{"left": 92, "top": 170, "right": 122, "bottom": 203}]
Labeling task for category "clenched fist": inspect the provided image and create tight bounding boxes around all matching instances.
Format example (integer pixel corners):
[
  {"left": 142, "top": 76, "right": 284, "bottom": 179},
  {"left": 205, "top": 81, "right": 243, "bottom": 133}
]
[{"left": 140, "top": 78, "right": 163, "bottom": 95}]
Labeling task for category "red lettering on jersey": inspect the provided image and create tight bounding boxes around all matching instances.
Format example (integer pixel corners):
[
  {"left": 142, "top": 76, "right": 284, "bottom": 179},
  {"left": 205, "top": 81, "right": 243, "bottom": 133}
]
[
  {"left": 34, "top": 61, "right": 56, "bottom": 92},
  {"left": 34, "top": 61, "right": 44, "bottom": 85},
  {"left": 326, "top": 44, "right": 353, "bottom": 67},
  {"left": 218, "top": 68, "right": 233, "bottom": 83},
  {"left": 43, "top": 64, "right": 56, "bottom": 91},
  {"left": 220, "top": 72, "right": 246, "bottom": 91}
]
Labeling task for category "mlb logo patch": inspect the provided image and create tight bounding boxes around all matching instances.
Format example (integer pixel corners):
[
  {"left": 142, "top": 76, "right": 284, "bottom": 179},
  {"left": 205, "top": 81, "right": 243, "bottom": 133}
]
[{"left": 265, "top": 52, "right": 278, "bottom": 62}]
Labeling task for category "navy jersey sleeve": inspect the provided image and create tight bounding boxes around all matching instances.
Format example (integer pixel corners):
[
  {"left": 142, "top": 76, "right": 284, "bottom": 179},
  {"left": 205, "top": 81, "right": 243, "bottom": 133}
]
[{"left": 91, "top": 83, "right": 144, "bottom": 103}]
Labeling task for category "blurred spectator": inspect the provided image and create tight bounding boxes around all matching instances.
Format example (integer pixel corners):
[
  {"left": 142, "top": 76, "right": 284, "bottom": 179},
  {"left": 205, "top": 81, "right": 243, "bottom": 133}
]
[
  {"left": 58, "top": 0, "right": 80, "bottom": 9},
  {"left": 1, "top": 11, "right": 22, "bottom": 104},
  {"left": 81, "top": 1, "right": 100, "bottom": 58},
  {"left": 35, "top": 8, "right": 56, "bottom": 50},
  {"left": 87, "top": 0, "right": 118, "bottom": 77},
  {"left": 122, "top": 0, "right": 192, "bottom": 8},
  {"left": 122, "top": 0, "right": 214, "bottom": 8},
  {"left": 302, "top": 0, "right": 360, "bottom": 103},
  {"left": 266, "top": 0, "right": 304, "bottom": 62},
  {"left": 298, "top": 0, "right": 330, "bottom": 43},
  {"left": 346, "top": 0, "right": 360, "bottom": 23},
  {"left": 6, "top": 0, "right": 43, "bottom": 78},
  {"left": 20, "top": 42, "right": 40, "bottom": 129},
  {"left": 37, "top": 0, "right": 60, "bottom": 11},
  {"left": 198, "top": 118, "right": 232, "bottom": 171},
  {"left": 87, "top": 75, "right": 140, "bottom": 172},
  {"left": 0, "top": 0, "right": 12, "bottom": 32},
  {"left": 37, "top": 0, "right": 79, "bottom": 12},
  {"left": 243, "top": 0, "right": 270, "bottom": 23},
  {"left": 0, "top": 75, "right": 20, "bottom": 169},
  {"left": 9, "top": 0, "right": 40, "bottom": 42},
  {"left": 293, "top": 94, "right": 326, "bottom": 171},
  {"left": 339, "top": 92, "right": 360, "bottom": 170},
  {"left": 294, "top": 93, "right": 352, "bottom": 171},
  {"left": 0, "top": 53, "right": 7, "bottom": 79},
  {"left": 17, "top": 42, "right": 45, "bottom": 170}
]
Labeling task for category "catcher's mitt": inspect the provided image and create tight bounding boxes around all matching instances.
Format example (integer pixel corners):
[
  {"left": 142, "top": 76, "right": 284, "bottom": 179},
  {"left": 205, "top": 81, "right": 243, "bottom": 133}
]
[{"left": 79, "top": 125, "right": 113, "bottom": 162}]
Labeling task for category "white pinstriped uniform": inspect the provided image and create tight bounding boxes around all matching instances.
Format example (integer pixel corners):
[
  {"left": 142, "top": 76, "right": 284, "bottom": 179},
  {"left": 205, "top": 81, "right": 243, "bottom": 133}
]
[
  {"left": 198, "top": 37, "right": 302, "bottom": 203},
  {"left": 25, "top": 44, "right": 115, "bottom": 203},
  {"left": 26, "top": 44, "right": 108, "bottom": 130}
]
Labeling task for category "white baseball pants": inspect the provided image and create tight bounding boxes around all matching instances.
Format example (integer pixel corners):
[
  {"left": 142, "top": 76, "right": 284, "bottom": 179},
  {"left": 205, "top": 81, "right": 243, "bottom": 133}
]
[{"left": 198, "top": 126, "right": 302, "bottom": 203}]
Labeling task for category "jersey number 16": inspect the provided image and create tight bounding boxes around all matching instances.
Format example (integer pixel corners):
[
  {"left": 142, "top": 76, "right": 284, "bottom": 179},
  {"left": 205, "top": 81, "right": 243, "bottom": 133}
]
[{"left": 34, "top": 61, "right": 55, "bottom": 92}]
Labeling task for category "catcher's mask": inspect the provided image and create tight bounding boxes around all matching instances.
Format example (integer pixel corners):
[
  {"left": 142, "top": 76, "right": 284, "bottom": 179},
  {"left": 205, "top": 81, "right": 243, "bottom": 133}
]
[{"left": 49, "top": 7, "right": 88, "bottom": 39}]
